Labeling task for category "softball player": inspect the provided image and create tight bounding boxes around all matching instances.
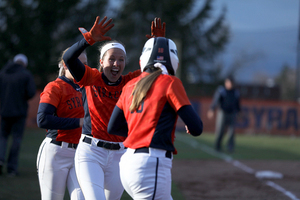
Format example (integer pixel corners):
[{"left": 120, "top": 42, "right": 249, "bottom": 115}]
[
  {"left": 36, "top": 50, "right": 87, "bottom": 200},
  {"left": 63, "top": 16, "right": 165, "bottom": 200},
  {"left": 107, "top": 37, "right": 203, "bottom": 200}
]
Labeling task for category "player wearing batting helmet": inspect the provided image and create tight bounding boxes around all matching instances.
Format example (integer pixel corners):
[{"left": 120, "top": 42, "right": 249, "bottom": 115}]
[
  {"left": 63, "top": 16, "right": 166, "bottom": 199},
  {"left": 36, "top": 50, "right": 86, "bottom": 200},
  {"left": 107, "top": 37, "right": 203, "bottom": 199}
]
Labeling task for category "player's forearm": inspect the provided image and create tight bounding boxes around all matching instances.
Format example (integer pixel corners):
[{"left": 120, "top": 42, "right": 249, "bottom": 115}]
[
  {"left": 38, "top": 115, "right": 80, "bottom": 130},
  {"left": 37, "top": 103, "right": 81, "bottom": 130},
  {"left": 63, "top": 38, "right": 89, "bottom": 82},
  {"left": 107, "top": 106, "right": 128, "bottom": 137},
  {"left": 178, "top": 105, "right": 203, "bottom": 136}
]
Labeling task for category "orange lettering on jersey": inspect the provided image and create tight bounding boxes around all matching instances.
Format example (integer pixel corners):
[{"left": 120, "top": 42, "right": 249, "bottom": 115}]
[{"left": 93, "top": 86, "right": 98, "bottom": 97}]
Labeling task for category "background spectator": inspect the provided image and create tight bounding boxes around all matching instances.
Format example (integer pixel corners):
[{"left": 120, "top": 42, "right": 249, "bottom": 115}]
[
  {"left": 0, "top": 54, "right": 36, "bottom": 177},
  {"left": 207, "top": 76, "right": 241, "bottom": 153}
]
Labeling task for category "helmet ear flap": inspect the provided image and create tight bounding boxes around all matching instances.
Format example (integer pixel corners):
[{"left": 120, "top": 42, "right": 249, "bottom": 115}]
[
  {"left": 168, "top": 39, "right": 179, "bottom": 75},
  {"left": 139, "top": 38, "right": 155, "bottom": 72}
]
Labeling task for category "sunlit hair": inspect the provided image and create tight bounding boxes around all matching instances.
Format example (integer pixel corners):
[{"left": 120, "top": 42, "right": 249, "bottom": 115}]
[
  {"left": 58, "top": 48, "right": 69, "bottom": 77},
  {"left": 58, "top": 48, "right": 86, "bottom": 77},
  {"left": 98, "top": 40, "right": 126, "bottom": 72},
  {"left": 129, "top": 67, "right": 162, "bottom": 112}
]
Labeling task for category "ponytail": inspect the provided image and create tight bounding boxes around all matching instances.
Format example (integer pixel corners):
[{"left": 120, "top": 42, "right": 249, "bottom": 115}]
[{"left": 129, "top": 68, "right": 162, "bottom": 112}]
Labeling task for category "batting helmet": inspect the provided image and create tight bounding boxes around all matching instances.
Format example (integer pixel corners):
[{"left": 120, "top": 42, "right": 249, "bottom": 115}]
[{"left": 139, "top": 37, "right": 179, "bottom": 75}]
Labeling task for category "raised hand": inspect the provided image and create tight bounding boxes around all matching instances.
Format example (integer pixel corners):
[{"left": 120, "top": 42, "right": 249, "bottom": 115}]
[
  {"left": 79, "top": 16, "right": 114, "bottom": 45},
  {"left": 146, "top": 17, "right": 166, "bottom": 39}
]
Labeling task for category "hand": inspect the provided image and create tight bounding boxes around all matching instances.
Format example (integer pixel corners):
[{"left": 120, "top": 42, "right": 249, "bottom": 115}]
[
  {"left": 185, "top": 125, "right": 190, "bottom": 134},
  {"left": 79, "top": 118, "right": 84, "bottom": 127},
  {"left": 207, "top": 110, "right": 214, "bottom": 120},
  {"left": 146, "top": 17, "right": 166, "bottom": 39},
  {"left": 79, "top": 16, "right": 114, "bottom": 45}
]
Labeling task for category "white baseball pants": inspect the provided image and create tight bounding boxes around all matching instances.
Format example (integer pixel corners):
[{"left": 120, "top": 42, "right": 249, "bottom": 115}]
[
  {"left": 75, "top": 134, "right": 127, "bottom": 200},
  {"left": 36, "top": 137, "right": 84, "bottom": 200},
  {"left": 120, "top": 148, "right": 173, "bottom": 200}
]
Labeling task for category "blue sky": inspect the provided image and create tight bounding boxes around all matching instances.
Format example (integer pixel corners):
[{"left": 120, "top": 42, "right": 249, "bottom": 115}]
[{"left": 211, "top": 0, "right": 299, "bottom": 83}]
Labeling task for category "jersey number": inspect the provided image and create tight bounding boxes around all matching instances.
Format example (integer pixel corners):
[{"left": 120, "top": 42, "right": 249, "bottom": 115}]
[{"left": 131, "top": 101, "right": 144, "bottom": 113}]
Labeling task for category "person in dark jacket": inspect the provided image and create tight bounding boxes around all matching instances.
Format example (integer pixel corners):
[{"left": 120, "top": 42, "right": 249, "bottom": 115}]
[
  {"left": 0, "top": 54, "right": 36, "bottom": 176},
  {"left": 207, "top": 76, "right": 241, "bottom": 153}
]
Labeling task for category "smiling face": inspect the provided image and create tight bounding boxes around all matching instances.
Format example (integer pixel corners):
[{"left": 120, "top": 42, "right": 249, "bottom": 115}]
[{"left": 100, "top": 48, "right": 126, "bottom": 83}]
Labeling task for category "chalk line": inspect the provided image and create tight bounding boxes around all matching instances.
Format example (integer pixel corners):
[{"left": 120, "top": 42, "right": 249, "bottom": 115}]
[
  {"left": 176, "top": 134, "right": 299, "bottom": 200},
  {"left": 266, "top": 181, "right": 300, "bottom": 200}
]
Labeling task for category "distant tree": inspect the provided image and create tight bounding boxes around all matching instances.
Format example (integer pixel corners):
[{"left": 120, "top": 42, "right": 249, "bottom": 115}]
[
  {"left": 0, "top": 0, "right": 228, "bottom": 90},
  {"left": 0, "top": 0, "right": 108, "bottom": 88},
  {"left": 112, "top": 0, "right": 229, "bottom": 87},
  {"left": 208, "top": 49, "right": 266, "bottom": 83},
  {"left": 275, "top": 64, "right": 296, "bottom": 100}
]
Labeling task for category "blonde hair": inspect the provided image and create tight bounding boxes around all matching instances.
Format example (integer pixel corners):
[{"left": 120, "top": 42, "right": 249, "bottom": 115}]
[
  {"left": 58, "top": 48, "right": 86, "bottom": 77},
  {"left": 58, "top": 48, "right": 69, "bottom": 77},
  {"left": 98, "top": 40, "right": 126, "bottom": 72},
  {"left": 129, "top": 68, "right": 162, "bottom": 112}
]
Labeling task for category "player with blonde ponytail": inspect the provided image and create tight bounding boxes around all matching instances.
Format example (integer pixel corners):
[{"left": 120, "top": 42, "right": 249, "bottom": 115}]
[{"left": 108, "top": 37, "right": 203, "bottom": 200}]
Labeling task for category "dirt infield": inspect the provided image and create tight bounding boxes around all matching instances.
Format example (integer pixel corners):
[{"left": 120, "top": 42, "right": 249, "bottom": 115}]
[{"left": 172, "top": 160, "right": 300, "bottom": 200}]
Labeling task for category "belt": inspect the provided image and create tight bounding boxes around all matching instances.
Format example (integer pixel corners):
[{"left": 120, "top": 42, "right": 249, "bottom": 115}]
[
  {"left": 134, "top": 147, "right": 172, "bottom": 159},
  {"left": 83, "top": 136, "right": 121, "bottom": 150},
  {"left": 50, "top": 139, "right": 78, "bottom": 149}
]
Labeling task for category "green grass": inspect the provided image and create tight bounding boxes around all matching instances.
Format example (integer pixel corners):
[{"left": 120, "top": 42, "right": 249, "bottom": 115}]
[
  {"left": 0, "top": 128, "right": 185, "bottom": 200},
  {"left": 174, "top": 132, "right": 300, "bottom": 160},
  {"left": 1, "top": 129, "right": 299, "bottom": 200},
  {"left": 0, "top": 128, "right": 45, "bottom": 200}
]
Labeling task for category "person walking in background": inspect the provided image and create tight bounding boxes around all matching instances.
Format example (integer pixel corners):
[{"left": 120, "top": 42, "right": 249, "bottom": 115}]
[
  {"left": 0, "top": 54, "right": 36, "bottom": 177},
  {"left": 63, "top": 16, "right": 165, "bottom": 199},
  {"left": 36, "top": 50, "right": 86, "bottom": 200},
  {"left": 207, "top": 76, "right": 241, "bottom": 153},
  {"left": 107, "top": 37, "right": 203, "bottom": 199}
]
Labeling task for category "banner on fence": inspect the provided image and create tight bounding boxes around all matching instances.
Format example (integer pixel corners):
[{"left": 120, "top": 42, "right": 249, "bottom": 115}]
[{"left": 176, "top": 97, "right": 300, "bottom": 136}]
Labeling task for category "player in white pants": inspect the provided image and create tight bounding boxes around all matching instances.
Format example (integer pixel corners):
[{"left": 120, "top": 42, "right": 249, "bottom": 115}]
[
  {"left": 120, "top": 148, "right": 173, "bottom": 199},
  {"left": 36, "top": 50, "right": 86, "bottom": 200},
  {"left": 107, "top": 37, "right": 203, "bottom": 199},
  {"left": 75, "top": 134, "right": 127, "bottom": 199},
  {"left": 37, "top": 138, "right": 83, "bottom": 200}
]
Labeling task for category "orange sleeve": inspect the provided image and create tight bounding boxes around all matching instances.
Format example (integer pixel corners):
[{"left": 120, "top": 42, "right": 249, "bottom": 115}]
[
  {"left": 39, "top": 82, "right": 61, "bottom": 108},
  {"left": 166, "top": 77, "right": 191, "bottom": 111}
]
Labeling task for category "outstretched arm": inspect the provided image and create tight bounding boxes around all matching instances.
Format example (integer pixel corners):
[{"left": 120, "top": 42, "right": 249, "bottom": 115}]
[
  {"left": 63, "top": 39, "right": 89, "bottom": 82},
  {"left": 63, "top": 16, "right": 114, "bottom": 82}
]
